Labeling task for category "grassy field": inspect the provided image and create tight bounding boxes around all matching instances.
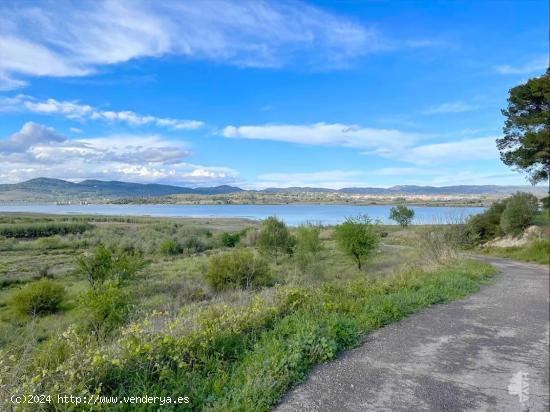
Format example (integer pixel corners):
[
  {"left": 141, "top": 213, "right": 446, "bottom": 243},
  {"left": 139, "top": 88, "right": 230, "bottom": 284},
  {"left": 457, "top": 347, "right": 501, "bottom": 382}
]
[
  {"left": 0, "top": 213, "right": 495, "bottom": 411},
  {"left": 478, "top": 239, "right": 550, "bottom": 264}
]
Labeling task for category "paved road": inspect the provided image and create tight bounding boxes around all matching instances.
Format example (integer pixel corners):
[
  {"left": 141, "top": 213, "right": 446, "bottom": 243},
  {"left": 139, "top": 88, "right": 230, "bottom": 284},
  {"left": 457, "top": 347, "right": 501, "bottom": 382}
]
[{"left": 275, "top": 257, "right": 549, "bottom": 412}]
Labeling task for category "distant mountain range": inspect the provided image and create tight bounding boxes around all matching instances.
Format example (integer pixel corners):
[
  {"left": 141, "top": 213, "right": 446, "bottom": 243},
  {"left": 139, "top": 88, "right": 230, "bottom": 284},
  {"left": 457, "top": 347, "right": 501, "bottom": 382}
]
[
  {"left": 0, "top": 178, "right": 546, "bottom": 202},
  {"left": 0, "top": 178, "right": 243, "bottom": 201}
]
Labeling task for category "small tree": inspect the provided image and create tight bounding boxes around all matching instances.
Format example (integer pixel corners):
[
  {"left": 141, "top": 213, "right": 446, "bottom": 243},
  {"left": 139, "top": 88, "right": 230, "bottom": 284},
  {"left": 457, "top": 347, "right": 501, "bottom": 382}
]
[
  {"left": 500, "top": 192, "right": 539, "bottom": 235},
  {"left": 257, "top": 216, "right": 294, "bottom": 261},
  {"left": 294, "top": 224, "right": 322, "bottom": 272},
  {"left": 389, "top": 205, "right": 415, "bottom": 227},
  {"left": 334, "top": 215, "right": 380, "bottom": 270}
]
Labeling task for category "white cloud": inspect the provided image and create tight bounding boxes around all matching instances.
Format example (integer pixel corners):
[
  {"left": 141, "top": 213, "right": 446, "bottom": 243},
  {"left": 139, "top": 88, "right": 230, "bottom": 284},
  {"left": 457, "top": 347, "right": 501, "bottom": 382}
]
[
  {"left": 0, "top": 95, "right": 203, "bottom": 130},
  {"left": 387, "top": 136, "right": 499, "bottom": 165},
  {"left": 222, "top": 122, "right": 416, "bottom": 152},
  {"left": 255, "top": 170, "right": 364, "bottom": 189},
  {"left": 495, "top": 56, "right": 548, "bottom": 75},
  {"left": 0, "top": 122, "right": 237, "bottom": 185},
  {"left": 369, "top": 165, "right": 526, "bottom": 186},
  {"left": 253, "top": 167, "right": 525, "bottom": 189},
  {"left": 423, "top": 101, "right": 476, "bottom": 114},
  {"left": 0, "top": 72, "right": 27, "bottom": 91},
  {"left": 222, "top": 122, "right": 499, "bottom": 167},
  {"left": 371, "top": 167, "right": 427, "bottom": 176},
  {"left": 405, "top": 170, "right": 525, "bottom": 186},
  {"left": 0, "top": 0, "right": 378, "bottom": 89}
]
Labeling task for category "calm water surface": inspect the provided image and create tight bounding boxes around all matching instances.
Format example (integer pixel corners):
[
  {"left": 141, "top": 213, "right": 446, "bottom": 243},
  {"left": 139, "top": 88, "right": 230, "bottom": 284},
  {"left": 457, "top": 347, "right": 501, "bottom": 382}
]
[{"left": 0, "top": 204, "right": 485, "bottom": 226}]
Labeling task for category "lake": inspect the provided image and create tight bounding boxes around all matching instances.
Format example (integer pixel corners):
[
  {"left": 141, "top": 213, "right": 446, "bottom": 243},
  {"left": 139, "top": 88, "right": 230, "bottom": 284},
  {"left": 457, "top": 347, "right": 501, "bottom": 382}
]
[{"left": 0, "top": 204, "right": 485, "bottom": 226}]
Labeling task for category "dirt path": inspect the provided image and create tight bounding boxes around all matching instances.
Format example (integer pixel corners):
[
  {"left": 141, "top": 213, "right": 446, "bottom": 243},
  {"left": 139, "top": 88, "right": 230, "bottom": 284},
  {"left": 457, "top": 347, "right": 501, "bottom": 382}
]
[{"left": 275, "top": 257, "right": 549, "bottom": 411}]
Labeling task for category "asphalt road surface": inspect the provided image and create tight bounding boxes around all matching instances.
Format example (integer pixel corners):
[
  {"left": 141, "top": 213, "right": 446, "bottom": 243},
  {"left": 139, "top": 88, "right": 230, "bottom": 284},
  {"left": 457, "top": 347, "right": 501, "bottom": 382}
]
[{"left": 275, "top": 257, "right": 549, "bottom": 412}]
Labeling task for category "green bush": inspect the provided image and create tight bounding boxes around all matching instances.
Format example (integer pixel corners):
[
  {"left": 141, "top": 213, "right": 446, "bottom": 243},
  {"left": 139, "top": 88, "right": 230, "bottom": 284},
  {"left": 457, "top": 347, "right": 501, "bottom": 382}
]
[
  {"left": 158, "top": 238, "right": 182, "bottom": 255},
  {"left": 294, "top": 224, "right": 322, "bottom": 272},
  {"left": 389, "top": 205, "right": 415, "bottom": 227},
  {"left": 466, "top": 199, "right": 507, "bottom": 243},
  {"left": 221, "top": 232, "right": 241, "bottom": 247},
  {"left": 80, "top": 281, "right": 131, "bottom": 334},
  {"left": 0, "top": 222, "right": 90, "bottom": 238},
  {"left": 76, "top": 244, "right": 145, "bottom": 288},
  {"left": 257, "top": 216, "right": 295, "bottom": 261},
  {"left": 183, "top": 235, "right": 211, "bottom": 254},
  {"left": 334, "top": 215, "right": 380, "bottom": 269},
  {"left": 8, "top": 279, "right": 66, "bottom": 316},
  {"left": 206, "top": 249, "right": 272, "bottom": 292},
  {"left": 500, "top": 193, "right": 539, "bottom": 235}
]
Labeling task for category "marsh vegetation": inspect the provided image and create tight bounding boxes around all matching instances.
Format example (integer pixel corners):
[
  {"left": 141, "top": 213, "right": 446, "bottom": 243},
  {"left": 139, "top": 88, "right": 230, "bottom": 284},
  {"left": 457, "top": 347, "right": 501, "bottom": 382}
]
[{"left": 0, "top": 209, "right": 521, "bottom": 411}]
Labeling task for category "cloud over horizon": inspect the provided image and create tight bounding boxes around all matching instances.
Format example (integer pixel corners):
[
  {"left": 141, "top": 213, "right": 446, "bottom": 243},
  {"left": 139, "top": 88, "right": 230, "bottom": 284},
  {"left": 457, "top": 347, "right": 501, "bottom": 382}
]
[{"left": 0, "top": 122, "right": 237, "bottom": 185}]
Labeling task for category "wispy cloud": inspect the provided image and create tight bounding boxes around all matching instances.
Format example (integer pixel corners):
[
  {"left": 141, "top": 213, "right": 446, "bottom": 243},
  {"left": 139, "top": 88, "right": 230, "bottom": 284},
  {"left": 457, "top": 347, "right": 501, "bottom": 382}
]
[
  {"left": 0, "top": 122, "right": 236, "bottom": 185},
  {"left": 423, "top": 101, "right": 476, "bottom": 114},
  {"left": 0, "top": 95, "right": 203, "bottom": 130},
  {"left": 222, "top": 122, "right": 499, "bottom": 167},
  {"left": 255, "top": 170, "right": 364, "bottom": 189},
  {"left": 382, "top": 136, "right": 499, "bottom": 165},
  {"left": 0, "top": 0, "right": 379, "bottom": 89},
  {"left": 223, "top": 122, "right": 417, "bottom": 152},
  {"left": 495, "top": 55, "right": 548, "bottom": 75},
  {"left": 371, "top": 167, "right": 428, "bottom": 176}
]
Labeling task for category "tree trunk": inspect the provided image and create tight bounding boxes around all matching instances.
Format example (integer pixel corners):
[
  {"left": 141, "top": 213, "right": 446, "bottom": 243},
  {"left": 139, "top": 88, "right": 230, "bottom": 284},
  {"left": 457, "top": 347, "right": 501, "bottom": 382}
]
[{"left": 354, "top": 253, "right": 362, "bottom": 270}]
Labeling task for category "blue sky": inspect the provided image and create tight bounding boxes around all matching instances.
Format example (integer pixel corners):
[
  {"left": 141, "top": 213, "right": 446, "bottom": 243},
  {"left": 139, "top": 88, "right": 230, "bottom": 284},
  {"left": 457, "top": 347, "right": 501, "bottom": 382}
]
[{"left": 0, "top": 0, "right": 547, "bottom": 188}]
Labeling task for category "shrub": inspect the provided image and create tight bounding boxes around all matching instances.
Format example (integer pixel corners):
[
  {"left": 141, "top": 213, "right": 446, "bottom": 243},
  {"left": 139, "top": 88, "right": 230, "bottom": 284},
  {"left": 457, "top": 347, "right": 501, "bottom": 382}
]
[
  {"left": 334, "top": 215, "right": 380, "bottom": 269},
  {"left": 294, "top": 224, "right": 322, "bottom": 272},
  {"left": 80, "top": 281, "right": 131, "bottom": 334},
  {"left": 257, "top": 216, "right": 295, "bottom": 261},
  {"left": 8, "top": 279, "right": 65, "bottom": 316},
  {"left": 0, "top": 222, "right": 90, "bottom": 238},
  {"left": 159, "top": 238, "right": 182, "bottom": 255},
  {"left": 389, "top": 205, "right": 415, "bottom": 227},
  {"left": 466, "top": 199, "right": 508, "bottom": 243},
  {"left": 206, "top": 249, "right": 272, "bottom": 292},
  {"left": 221, "top": 232, "right": 241, "bottom": 248},
  {"left": 418, "top": 224, "right": 469, "bottom": 263},
  {"left": 183, "top": 235, "right": 210, "bottom": 254},
  {"left": 76, "top": 244, "right": 145, "bottom": 288},
  {"left": 500, "top": 192, "right": 539, "bottom": 235}
]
